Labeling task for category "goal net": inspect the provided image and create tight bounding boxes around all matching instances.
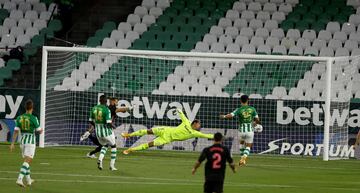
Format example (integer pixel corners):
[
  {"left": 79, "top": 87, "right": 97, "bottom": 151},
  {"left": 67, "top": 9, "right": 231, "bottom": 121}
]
[{"left": 41, "top": 46, "right": 359, "bottom": 160}]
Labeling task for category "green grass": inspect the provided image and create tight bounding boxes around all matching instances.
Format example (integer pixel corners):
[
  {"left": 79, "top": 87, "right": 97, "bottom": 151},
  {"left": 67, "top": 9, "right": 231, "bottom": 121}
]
[{"left": 0, "top": 144, "right": 359, "bottom": 193}]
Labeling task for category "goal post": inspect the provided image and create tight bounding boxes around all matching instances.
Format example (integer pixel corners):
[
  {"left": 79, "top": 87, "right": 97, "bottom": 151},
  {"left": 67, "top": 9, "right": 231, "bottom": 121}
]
[{"left": 40, "top": 46, "right": 358, "bottom": 161}]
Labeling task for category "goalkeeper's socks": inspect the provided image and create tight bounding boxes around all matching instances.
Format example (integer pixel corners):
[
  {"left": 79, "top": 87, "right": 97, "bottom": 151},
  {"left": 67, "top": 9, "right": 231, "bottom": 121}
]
[
  {"left": 18, "top": 162, "right": 29, "bottom": 181},
  {"left": 129, "top": 129, "right": 148, "bottom": 137},
  {"left": 130, "top": 143, "right": 149, "bottom": 151},
  {"left": 110, "top": 148, "right": 117, "bottom": 168},
  {"left": 99, "top": 147, "right": 108, "bottom": 161},
  {"left": 243, "top": 147, "right": 251, "bottom": 156}
]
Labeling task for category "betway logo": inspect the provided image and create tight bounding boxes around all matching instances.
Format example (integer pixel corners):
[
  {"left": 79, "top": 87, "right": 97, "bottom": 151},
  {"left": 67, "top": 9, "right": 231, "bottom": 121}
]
[
  {"left": 260, "top": 138, "right": 354, "bottom": 157},
  {"left": 117, "top": 96, "right": 201, "bottom": 120},
  {"left": 276, "top": 101, "right": 360, "bottom": 127},
  {"left": 0, "top": 95, "right": 23, "bottom": 119}
]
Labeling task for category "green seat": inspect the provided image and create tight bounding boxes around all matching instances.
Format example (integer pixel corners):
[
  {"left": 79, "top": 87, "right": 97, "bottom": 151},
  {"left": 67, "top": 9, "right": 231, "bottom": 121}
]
[
  {"left": 280, "top": 20, "right": 294, "bottom": 31},
  {"left": 31, "top": 35, "right": 45, "bottom": 47},
  {"left": 0, "top": 66, "right": 12, "bottom": 79},
  {"left": 132, "top": 39, "right": 147, "bottom": 49},
  {"left": 309, "top": 6, "right": 324, "bottom": 15},
  {"left": 301, "top": 0, "right": 314, "bottom": 6},
  {"left": 203, "top": 18, "right": 217, "bottom": 26},
  {"left": 172, "top": 32, "right": 187, "bottom": 43},
  {"left": 287, "top": 12, "right": 301, "bottom": 23},
  {"left": 180, "top": 25, "right": 194, "bottom": 33},
  {"left": 148, "top": 40, "right": 162, "bottom": 50},
  {"left": 325, "top": 6, "right": 339, "bottom": 16},
  {"left": 293, "top": 4, "right": 308, "bottom": 15},
  {"left": 157, "top": 15, "right": 171, "bottom": 25},
  {"left": 148, "top": 24, "right": 163, "bottom": 32},
  {"left": 180, "top": 8, "right": 193, "bottom": 17},
  {"left": 217, "top": 1, "right": 232, "bottom": 12},
  {"left": 7, "top": 59, "right": 21, "bottom": 71},
  {"left": 188, "top": 16, "right": 202, "bottom": 26},
  {"left": 141, "top": 31, "right": 156, "bottom": 41},
  {"left": 94, "top": 29, "right": 109, "bottom": 39},
  {"left": 334, "top": 14, "right": 348, "bottom": 24},
  {"left": 318, "top": 13, "right": 331, "bottom": 23},
  {"left": 179, "top": 42, "right": 194, "bottom": 51},
  {"left": 163, "top": 7, "right": 178, "bottom": 17},
  {"left": 203, "top": 1, "right": 216, "bottom": 11},
  {"left": 296, "top": 21, "right": 309, "bottom": 32},
  {"left": 210, "top": 9, "right": 224, "bottom": 20},
  {"left": 156, "top": 32, "right": 172, "bottom": 42},
  {"left": 165, "top": 24, "right": 179, "bottom": 32},
  {"left": 40, "top": 27, "right": 54, "bottom": 38},
  {"left": 187, "top": 33, "right": 201, "bottom": 42},
  {"left": 23, "top": 43, "right": 38, "bottom": 59},
  {"left": 187, "top": 2, "right": 200, "bottom": 10},
  {"left": 311, "top": 21, "right": 326, "bottom": 32},
  {"left": 195, "top": 26, "right": 208, "bottom": 34},
  {"left": 0, "top": 8, "right": 8, "bottom": 20},
  {"left": 341, "top": 6, "right": 355, "bottom": 15},
  {"left": 173, "top": 15, "right": 187, "bottom": 25},
  {"left": 195, "top": 8, "right": 209, "bottom": 19},
  {"left": 102, "top": 21, "right": 116, "bottom": 31},
  {"left": 303, "top": 13, "right": 316, "bottom": 23},
  {"left": 164, "top": 41, "right": 178, "bottom": 50},
  {"left": 86, "top": 36, "right": 101, "bottom": 47},
  {"left": 48, "top": 19, "right": 62, "bottom": 32},
  {"left": 172, "top": 0, "right": 185, "bottom": 9},
  {"left": 0, "top": 77, "right": 4, "bottom": 86}
]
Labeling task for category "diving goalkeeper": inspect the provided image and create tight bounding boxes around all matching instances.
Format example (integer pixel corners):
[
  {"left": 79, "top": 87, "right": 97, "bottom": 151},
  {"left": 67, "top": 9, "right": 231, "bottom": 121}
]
[{"left": 121, "top": 109, "right": 214, "bottom": 154}]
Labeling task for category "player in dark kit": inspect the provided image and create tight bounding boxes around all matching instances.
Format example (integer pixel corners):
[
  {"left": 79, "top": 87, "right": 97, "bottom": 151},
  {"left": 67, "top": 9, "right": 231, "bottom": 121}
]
[
  {"left": 80, "top": 97, "right": 132, "bottom": 158},
  {"left": 192, "top": 132, "right": 236, "bottom": 193}
]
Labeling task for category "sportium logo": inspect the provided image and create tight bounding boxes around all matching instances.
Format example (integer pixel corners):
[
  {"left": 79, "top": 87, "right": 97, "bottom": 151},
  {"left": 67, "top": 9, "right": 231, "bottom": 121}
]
[
  {"left": 276, "top": 101, "right": 360, "bottom": 127},
  {"left": 259, "top": 138, "right": 354, "bottom": 157}
]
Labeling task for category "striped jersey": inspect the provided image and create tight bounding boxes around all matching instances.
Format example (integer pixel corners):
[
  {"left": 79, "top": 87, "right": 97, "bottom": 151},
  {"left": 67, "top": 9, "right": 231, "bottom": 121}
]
[
  {"left": 231, "top": 105, "right": 258, "bottom": 133},
  {"left": 89, "top": 104, "right": 112, "bottom": 137},
  {"left": 15, "top": 113, "right": 41, "bottom": 145}
]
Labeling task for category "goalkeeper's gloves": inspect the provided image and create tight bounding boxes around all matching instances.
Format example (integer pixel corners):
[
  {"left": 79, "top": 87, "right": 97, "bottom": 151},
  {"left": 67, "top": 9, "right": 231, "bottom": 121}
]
[
  {"left": 254, "top": 124, "right": 263, "bottom": 133},
  {"left": 80, "top": 131, "right": 91, "bottom": 141},
  {"left": 176, "top": 108, "right": 183, "bottom": 115}
]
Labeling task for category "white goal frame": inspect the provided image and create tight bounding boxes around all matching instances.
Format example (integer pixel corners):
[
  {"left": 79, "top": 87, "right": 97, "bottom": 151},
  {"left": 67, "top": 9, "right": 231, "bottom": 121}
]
[{"left": 41, "top": 46, "right": 336, "bottom": 161}]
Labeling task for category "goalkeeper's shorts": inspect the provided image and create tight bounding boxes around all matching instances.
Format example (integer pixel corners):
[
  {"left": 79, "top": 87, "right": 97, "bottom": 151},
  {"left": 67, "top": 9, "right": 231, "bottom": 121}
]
[
  {"left": 238, "top": 132, "right": 254, "bottom": 144},
  {"left": 152, "top": 127, "right": 172, "bottom": 146},
  {"left": 97, "top": 133, "right": 116, "bottom": 146}
]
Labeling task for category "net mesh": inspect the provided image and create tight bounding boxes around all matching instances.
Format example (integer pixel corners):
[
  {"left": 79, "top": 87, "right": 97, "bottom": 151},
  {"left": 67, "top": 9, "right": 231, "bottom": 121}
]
[{"left": 43, "top": 48, "right": 358, "bottom": 159}]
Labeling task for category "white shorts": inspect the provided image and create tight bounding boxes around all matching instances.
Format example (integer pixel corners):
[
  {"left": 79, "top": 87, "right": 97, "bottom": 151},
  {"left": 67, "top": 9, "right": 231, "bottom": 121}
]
[
  {"left": 239, "top": 132, "right": 254, "bottom": 144},
  {"left": 20, "top": 144, "right": 36, "bottom": 158},
  {"left": 97, "top": 133, "right": 116, "bottom": 146}
]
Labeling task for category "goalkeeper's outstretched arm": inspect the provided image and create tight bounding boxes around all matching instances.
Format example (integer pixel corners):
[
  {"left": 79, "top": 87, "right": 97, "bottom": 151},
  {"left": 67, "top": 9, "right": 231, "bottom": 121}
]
[
  {"left": 176, "top": 108, "right": 190, "bottom": 123},
  {"left": 193, "top": 130, "right": 214, "bottom": 139}
]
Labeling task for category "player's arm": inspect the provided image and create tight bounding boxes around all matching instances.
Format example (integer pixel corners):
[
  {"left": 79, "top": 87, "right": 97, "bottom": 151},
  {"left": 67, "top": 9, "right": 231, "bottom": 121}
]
[
  {"left": 354, "top": 130, "right": 360, "bottom": 148},
  {"left": 10, "top": 119, "right": 20, "bottom": 152},
  {"left": 225, "top": 148, "right": 236, "bottom": 173},
  {"left": 34, "top": 117, "right": 43, "bottom": 134},
  {"left": 253, "top": 109, "right": 263, "bottom": 133},
  {"left": 192, "top": 149, "right": 206, "bottom": 175},
  {"left": 106, "top": 108, "right": 115, "bottom": 129},
  {"left": 115, "top": 106, "right": 133, "bottom": 113},
  {"left": 176, "top": 108, "right": 190, "bottom": 123},
  {"left": 193, "top": 130, "right": 214, "bottom": 139},
  {"left": 219, "top": 108, "right": 238, "bottom": 119}
]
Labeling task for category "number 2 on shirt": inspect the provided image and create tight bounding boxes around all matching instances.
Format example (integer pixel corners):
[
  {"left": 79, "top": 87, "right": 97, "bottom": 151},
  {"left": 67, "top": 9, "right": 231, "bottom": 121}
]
[{"left": 212, "top": 153, "right": 222, "bottom": 169}]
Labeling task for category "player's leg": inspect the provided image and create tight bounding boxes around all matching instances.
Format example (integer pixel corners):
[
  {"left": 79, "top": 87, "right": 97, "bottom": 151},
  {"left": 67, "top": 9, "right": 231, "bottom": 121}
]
[
  {"left": 123, "top": 135, "right": 169, "bottom": 154},
  {"left": 121, "top": 128, "right": 154, "bottom": 138},
  {"left": 96, "top": 137, "right": 108, "bottom": 170},
  {"left": 239, "top": 132, "right": 254, "bottom": 166},
  {"left": 204, "top": 180, "right": 215, "bottom": 193},
  {"left": 16, "top": 145, "right": 35, "bottom": 187},
  {"left": 108, "top": 134, "right": 117, "bottom": 171},
  {"left": 87, "top": 134, "right": 102, "bottom": 158}
]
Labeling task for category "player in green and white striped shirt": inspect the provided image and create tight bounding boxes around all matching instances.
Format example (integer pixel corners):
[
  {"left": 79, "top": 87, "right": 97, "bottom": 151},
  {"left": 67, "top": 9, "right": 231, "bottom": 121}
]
[
  {"left": 220, "top": 95, "right": 262, "bottom": 166},
  {"left": 89, "top": 95, "right": 117, "bottom": 171},
  {"left": 10, "top": 100, "right": 43, "bottom": 187}
]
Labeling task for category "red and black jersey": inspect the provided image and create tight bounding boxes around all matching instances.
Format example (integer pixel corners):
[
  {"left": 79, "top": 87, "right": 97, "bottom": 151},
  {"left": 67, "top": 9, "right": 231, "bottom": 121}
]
[{"left": 198, "top": 144, "right": 233, "bottom": 181}]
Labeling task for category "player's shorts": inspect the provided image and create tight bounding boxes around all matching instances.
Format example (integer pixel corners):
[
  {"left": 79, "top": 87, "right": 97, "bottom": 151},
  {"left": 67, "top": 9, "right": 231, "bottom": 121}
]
[
  {"left": 204, "top": 180, "right": 224, "bottom": 193},
  {"left": 239, "top": 131, "right": 254, "bottom": 144},
  {"left": 97, "top": 133, "right": 116, "bottom": 146},
  {"left": 152, "top": 127, "right": 172, "bottom": 146},
  {"left": 20, "top": 144, "right": 36, "bottom": 158}
]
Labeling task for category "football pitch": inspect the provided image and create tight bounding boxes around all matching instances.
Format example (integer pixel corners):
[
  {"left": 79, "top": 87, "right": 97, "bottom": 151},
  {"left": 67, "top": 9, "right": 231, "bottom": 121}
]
[{"left": 0, "top": 144, "right": 359, "bottom": 193}]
